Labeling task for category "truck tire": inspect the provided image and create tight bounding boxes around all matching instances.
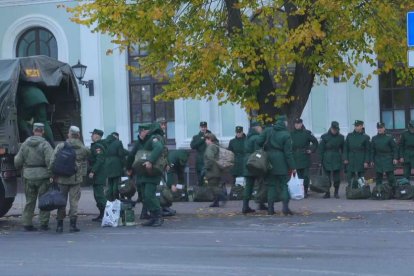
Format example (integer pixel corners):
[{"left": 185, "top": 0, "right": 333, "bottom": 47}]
[{"left": 0, "top": 182, "right": 14, "bottom": 217}]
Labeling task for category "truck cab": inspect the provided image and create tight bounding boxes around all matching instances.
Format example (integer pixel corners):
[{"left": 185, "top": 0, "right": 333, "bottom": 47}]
[{"left": 0, "top": 55, "right": 81, "bottom": 217}]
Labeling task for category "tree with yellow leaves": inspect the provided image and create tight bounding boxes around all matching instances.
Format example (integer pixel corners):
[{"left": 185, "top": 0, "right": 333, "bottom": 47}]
[{"left": 68, "top": 0, "right": 414, "bottom": 125}]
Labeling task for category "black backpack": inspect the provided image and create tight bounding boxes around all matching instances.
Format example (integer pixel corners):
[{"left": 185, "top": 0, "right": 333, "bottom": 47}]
[{"left": 52, "top": 142, "right": 77, "bottom": 177}]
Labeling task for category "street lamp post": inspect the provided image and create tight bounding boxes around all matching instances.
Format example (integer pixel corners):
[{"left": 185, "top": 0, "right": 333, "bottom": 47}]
[{"left": 71, "top": 60, "right": 94, "bottom": 96}]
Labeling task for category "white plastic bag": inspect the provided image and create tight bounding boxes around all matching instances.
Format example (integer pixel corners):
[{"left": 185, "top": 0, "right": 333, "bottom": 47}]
[
  {"left": 288, "top": 173, "right": 304, "bottom": 200},
  {"left": 235, "top": 177, "right": 246, "bottom": 187},
  {"left": 101, "top": 199, "right": 121, "bottom": 227}
]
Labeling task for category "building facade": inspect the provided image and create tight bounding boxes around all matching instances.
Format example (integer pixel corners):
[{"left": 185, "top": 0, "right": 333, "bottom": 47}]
[{"left": 0, "top": 0, "right": 411, "bottom": 148}]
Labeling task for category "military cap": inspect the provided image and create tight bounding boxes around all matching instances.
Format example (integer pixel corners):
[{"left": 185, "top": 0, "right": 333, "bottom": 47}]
[
  {"left": 111, "top": 131, "right": 119, "bottom": 137},
  {"left": 330, "top": 121, "right": 340, "bottom": 130},
  {"left": 275, "top": 115, "right": 287, "bottom": 122},
  {"left": 409, "top": 120, "right": 414, "bottom": 128},
  {"left": 69, "top": 125, "right": 80, "bottom": 134},
  {"left": 235, "top": 126, "right": 243, "bottom": 133},
  {"left": 156, "top": 117, "right": 166, "bottom": 123},
  {"left": 200, "top": 121, "right": 207, "bottom": 127},
  {"left": 376, "top": 122, "right": 385, "bottom": 129},
  {"left": 33, "top": 122, "right": 44, "bottom": 130},
  {"left": 294, "top": 118, "right": 303, "bottom": 124},
  {"left": 138, "top": 123, "right": 151, "bottom": 131},
  {"left": 251, "top": 121, "right": 261, "bottom": 127},
  {"left": 90, "top": 129, "right": 104, "bottom": 136},
  {"left": 353, "top": 120, "right": 364, "bottom": 126}
]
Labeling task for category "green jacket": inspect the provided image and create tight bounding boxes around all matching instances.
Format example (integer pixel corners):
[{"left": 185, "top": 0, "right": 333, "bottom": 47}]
[
  {"left": 256, "top": 121, "right": 296, "bottom": 175},
  {"left": 103, "top": 135, "right": 126, "bottom": 178},
  {"left": 190, "top": 130, "right": 211, "bottom": 171},
  {"left": 290, "top": 127, "right": 318, "bottom": 169},
  {"left": 371, "top": 133, "right": 397, "bottom": 173},
  {"left": 89, "top": 140, "right": 106, "bottom": 184},
  {"left": 14, "top": 135, "right": 54, "bottom": 180},
  {"left": 49, "top": 138, "right": 90, "bottom": 185},
  {"left": 204, "top": 142, "right": 220, "bottom": 180},
  {"left": 344, "top": 131, "right": 370, "bottom": 173},
  {"left": 228, "top": 134, "right": 246, "bottom": 177},
  {"left": 243, "top": 128, "right": 261, "bottom": 177},
  {"left": 319, "top": 131, "right": 345, "bottom": 171},
  {"left": 399, "top": 130, "right": 414, "bottom": 165},
  {"left": 166, "top": 149, "right": 189, "bottom": 187}
]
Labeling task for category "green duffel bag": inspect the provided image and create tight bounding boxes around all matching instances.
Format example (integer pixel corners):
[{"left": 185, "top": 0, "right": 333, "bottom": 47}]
[
  {"left": 246, "top": 149, "right": 270, "bottom": 176},
  {"left": 371, "top": 184, "right": 393, "bottom": 200},
  {"left": 156, "top": 184, "right": 173, "bottom": 207},
  {"left": 229, "top": 185, "right": 244, "bottom": 201},
  {"left": 252, "top": 178, "right": 268, "bottom": 203},
  {"left": 132, "top": 149, "right": 168, "bottom": 176},
  {"left": 193, "top": 186, "right": 215, "bottom": 202},
  {"left": 118, "top": 178, "right": 137, "bottom": 198},
  {"left": 394, "top": 185, "right": 414, "bottom": 200},
  {"left": 309, "top": 169, "right": 330, "bottom": 193},
  {"left": 346, "top": 185, "right": 371, "bottom": 199},
  {"left": 171, "top": 184, "right": 189, "bottom": 202}
]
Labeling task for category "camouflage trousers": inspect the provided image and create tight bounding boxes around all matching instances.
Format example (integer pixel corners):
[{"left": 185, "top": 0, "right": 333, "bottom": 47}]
[
  {"left": 57, "top": 184, "right": 81, "bottom": 220},
  {"left": 22, "top": 178, "right": 50, "bottom": 227}
]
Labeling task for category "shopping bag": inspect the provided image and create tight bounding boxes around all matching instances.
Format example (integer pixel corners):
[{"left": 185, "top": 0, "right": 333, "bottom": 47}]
[
  {"left": 101, "top": 199, "right": 121, "bottom": 227},
  {"left": 288, "top": 173, "right": 304, "bottom": 200},
  {"left": 38, "top": 182, "right": 67, "bottom": 211}
]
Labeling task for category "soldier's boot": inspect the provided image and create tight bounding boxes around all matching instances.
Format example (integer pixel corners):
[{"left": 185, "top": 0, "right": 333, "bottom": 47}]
[
  {"left": 242, "top": 200, "right": 255, "bottom": 214},
  {"left": 69, "top": 217, "right": 80, "bottom": 232},
  {"left": 304, "top": 185, "right": 309, "bottom": 198},
  {"left": 267, "top": 202, "right": 275, "bottom": 215},
  {"left": 140, "top": 206, "right": 150, "bottom": 220},
  {"left": 323, "top": 191, "right": 331, "bottom": 198},
  {"left": 56, "top": 220, "right": 63, "bottom": 233},
  {"left": 282, "top": 201, "right": 294, "bottom": 216},
  {"left": 258, "top": 203, "right": 268, "bottom": 210},
  {"left": 151, "top": 210, "right": 164, "bottom": 227},
  {"left": 334, "top": 183, "right": 340, "bottom": 198},
  {"left": 92, "top": 208, "right": 104, "bottom": 222},
  {"left": 24, "top": 225, "right": 38, "bottom": 232}
]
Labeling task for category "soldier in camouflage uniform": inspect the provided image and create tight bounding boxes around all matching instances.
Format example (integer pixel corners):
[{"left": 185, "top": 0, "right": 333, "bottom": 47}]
[
  {"left": 290, "top": 118, "right": 318, "bottom": 198},
  {"left": 190, "top": 121, "right": 211, "bottom": 186},
  {"left": 88, "top": 129, "right": 107, "bottom": 222},
  {"left": 399, "top": 120, "right": 414, "bottom": 180},
  {"left": 319, "top": 121, "right": 345, "bottom": 198},
  {"left": 344, "top": 120, "right": 370, "bottom": 188},
  {"left": 370, "top": 122, "right": 398, "bottom": 189},
  {"left": 14, "top": 123, "right": 54, "bottom": 231},
  {"left": 50, "top": 126, "right": 90, "bottom": 233}
]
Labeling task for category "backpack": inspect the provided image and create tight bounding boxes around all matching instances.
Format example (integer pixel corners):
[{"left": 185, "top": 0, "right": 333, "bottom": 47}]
[
  {"left": 217, "top": 147, "right": 234, "bottom": 171},
  {"left": 52, "top": 142, "right": 77, "bottom": 177}
]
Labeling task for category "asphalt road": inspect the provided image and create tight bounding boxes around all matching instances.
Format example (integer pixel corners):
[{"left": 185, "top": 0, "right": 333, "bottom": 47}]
[{"left": 1, "top": 210, "right": 414, "bottom": 276}]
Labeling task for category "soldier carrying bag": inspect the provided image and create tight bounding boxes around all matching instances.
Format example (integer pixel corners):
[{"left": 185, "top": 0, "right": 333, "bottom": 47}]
[{"left": 132, "top": 148, "right": 168, "bottom": 176}]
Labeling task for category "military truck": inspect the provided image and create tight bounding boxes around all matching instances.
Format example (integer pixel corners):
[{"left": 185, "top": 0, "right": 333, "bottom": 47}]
[{"left": 0, "top": 55, "right": 81, "bottom": 217}]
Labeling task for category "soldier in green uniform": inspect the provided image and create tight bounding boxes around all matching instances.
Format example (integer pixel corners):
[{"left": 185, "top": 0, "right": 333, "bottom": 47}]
[
  {"left": 344, "top": 120, "right": 370, "bottom": 188},
  {"left": 50, "top": 126, "right": 90, "bottom": 233},
  {"left": 370, "top": 122, "right": 398, "bottom": 189},
  {"left": 14, "top": 123, "right": 54, "bottom": 231},
  {"left": 319, "top": 121, "right": 345, "bottom": 198},
  {"left": 88, "top": 129, "right": 107, "bottom": 222},
  {"left": 399, "top": 120, "right": 414, "bottom": 180},
  {"left": 190, "top": 121, "right": 211, "bottom": 186},
  {"left": 165, "top": 149, "right": 189, "bottom": 214},
  {"left": 257, "top": 115, "right": 296, "bottom": 215},
  {"left": 242, "top": 122, "right": 263, "bottom": 214},
  {"left": 17, "top": 85, "right": 55, "bottom": 147},
  {"left": 104, "top": 132, "right": 127, "bottom": 201},
  {"left": 228, "top": 126, "right": 246, "bottom": 181},
  {"left": 204, "top": 133, "right": 227, "bottom": 207},
  {"left": 290, "top": 118, "right": 318, "bottom": 198}
]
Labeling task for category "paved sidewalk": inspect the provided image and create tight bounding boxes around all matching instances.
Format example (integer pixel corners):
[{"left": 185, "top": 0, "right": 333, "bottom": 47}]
[{"left": 5, "top": 182, "right": 414, "bottom": 217}]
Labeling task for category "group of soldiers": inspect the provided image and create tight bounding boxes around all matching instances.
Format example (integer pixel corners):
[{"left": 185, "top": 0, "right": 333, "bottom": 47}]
[
  {"left": 13, "top": 113, "right": 414, "bottom": 231},
  {"left": 192, "top": 117, "right": 414, "bottom": 216}
]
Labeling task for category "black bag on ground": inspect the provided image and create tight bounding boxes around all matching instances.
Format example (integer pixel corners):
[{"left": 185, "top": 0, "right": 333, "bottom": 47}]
[
  {"left": 229, "top": 185, "right": 244, "bottom": 200},
  {"left": 52, "top": 142, "right": 77, "bottom": 177},
  {"left": 309, "top": 168, "right": 330, "bottom": 193},
  {"left": 394, "top": 179, "right": 414, "bottom": 200},
  {"left": 192, "top": 186, "right": 215, "bottom": 202},
  {"left": 346, "top": 184, "right": 371, "bottom": 199},
  {"left": 38, "top": 183, "right": 67, "bottom": 211},
  {"left": 371, "top": 184, "right": 393, "bottom": 200}
]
